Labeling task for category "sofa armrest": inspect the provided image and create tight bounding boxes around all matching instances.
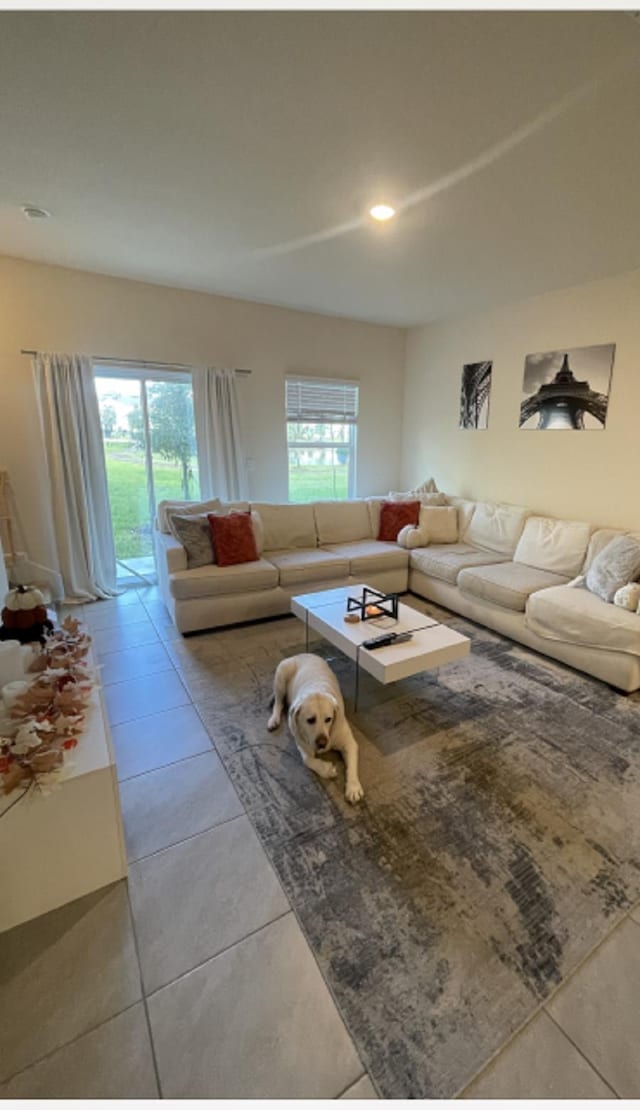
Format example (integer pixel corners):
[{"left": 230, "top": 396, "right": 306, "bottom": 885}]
[{"left": 154, "top": 529, "right": 188, "bottom": 573}]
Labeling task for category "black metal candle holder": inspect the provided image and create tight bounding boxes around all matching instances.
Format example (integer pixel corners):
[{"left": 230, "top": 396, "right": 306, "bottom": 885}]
[{"left": 346, "top": 587, "right": 399, "bottom": 622}]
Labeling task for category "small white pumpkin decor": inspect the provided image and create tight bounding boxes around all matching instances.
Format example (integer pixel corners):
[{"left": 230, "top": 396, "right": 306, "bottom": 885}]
[{"left": 0, "top": 585, "right": 53, "bottom": 644}]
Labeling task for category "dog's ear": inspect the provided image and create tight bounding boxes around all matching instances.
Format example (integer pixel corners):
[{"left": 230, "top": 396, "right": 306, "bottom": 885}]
[{"left": 328, "top": 695, "right": 340, "bottom": 730}]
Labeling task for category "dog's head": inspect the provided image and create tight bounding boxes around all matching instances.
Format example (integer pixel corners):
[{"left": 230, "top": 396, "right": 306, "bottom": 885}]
[{"left": 291, "top": 693, "right": 338, "bottom": 754}]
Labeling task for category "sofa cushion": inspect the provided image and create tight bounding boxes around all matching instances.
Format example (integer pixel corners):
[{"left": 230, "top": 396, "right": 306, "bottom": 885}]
[
  {"left": 251, "top": 503, "right": 317, "bottom": 550},
  {"left": 388, "top": 491, "right": 448, "bottom": 506},
  {"left": 418, "top": 505, "right": 458, "bottom": 544},
  {"left": 157, "top": 498, "right": 222, "bottom": 533},
  {"left": 378, "top": 500, "right": 420, "bottom": 541},
  {"left": 168, "top": 513, "right": 214, "bottom": 569},
  {"left": 409, "top": 543, "right": 510, "bottom": 585},
  {"left": 526, "top": 583, "right": 640, "bottom": 657},
  {"left": 585, "top": 535, "right": 640, "bottom": 603},
  {"left": 323, "top": 540, "right": 409, "bottom": 575},
  {"left": 446, "top": 496, "right": 477, "bottom": 536},
  {"left": 584, "top": 528, "right": 628, "bottom": 571},
  {"left": 463, "top": 501, "right": 528, "bottom": 556},
  {"left": 266, "top": 548, "right": 350, "bottom": 587},
  {"left": 169, "top": 558, "right": 278, "bottom": 600},
  {"left": 208, "top": 511, "right": 259, "bottom": 567},
  {"left": 514, "top": 516, "right": 593, "bottom": 577},
  {"left": 313, "top": 499, "right": 371, "bottom": 544},
  {"left": 458, "top": 562, "right": 570, "bottom": 612}
]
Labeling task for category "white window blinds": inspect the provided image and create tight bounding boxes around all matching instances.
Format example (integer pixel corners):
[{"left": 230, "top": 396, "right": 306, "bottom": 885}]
[{"left": 285, "top": 377, "right": 359, "bottom": 425}]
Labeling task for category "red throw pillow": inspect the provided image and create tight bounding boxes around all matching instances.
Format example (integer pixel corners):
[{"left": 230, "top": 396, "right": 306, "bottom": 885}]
[
  {"left": 378, "top": 499, "right": 420, "bottom": 542},
  {"left": 208, "top": 511, "right": 259, "bottom": 567}
]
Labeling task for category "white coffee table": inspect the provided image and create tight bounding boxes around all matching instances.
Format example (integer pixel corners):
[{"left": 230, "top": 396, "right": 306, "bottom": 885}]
[{"left": 291, "top": 584, "right": 470, "bottom": 708}]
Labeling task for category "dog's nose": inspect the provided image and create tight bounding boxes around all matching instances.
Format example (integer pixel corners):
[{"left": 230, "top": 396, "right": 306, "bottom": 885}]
[{"left": 316, "top": 736, "right": 328, "bottom": 750}]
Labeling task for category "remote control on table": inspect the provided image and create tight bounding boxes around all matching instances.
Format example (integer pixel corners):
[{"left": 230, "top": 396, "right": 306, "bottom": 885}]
[{"left": 362, "top": 631, "right": 413, "bottom": 650}]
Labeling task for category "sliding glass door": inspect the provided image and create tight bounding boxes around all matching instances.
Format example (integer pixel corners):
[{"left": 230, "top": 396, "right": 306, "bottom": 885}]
[{"left": 94, "top": 367, "right": 199, "bottom": 584}]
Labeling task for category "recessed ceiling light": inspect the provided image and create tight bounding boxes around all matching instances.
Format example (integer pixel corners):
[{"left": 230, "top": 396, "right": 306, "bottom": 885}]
[
  {"left": 22, "top": 205, "right": 51, "bottom": 221},
  {"left": 369, "top": 204, "right": 396, "bottom": 222}
]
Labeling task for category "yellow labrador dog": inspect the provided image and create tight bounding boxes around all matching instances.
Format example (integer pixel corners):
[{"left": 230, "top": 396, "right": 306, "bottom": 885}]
[{"left": 267, "top": 653, "right": 364, "bottom": 804}]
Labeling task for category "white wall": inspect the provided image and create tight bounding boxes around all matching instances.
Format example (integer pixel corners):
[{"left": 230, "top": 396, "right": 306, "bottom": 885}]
[
  {"left": 0, "top": 255, "right": 405, "bottom": 576},
  {"left": 402, "top": 268, "right": 640, "bottom": 531}
]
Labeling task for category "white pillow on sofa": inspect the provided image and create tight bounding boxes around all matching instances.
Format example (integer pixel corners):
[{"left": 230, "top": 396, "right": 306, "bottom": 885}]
[{"left": 396, "top": 506, "right": 458, "bottom": 548}]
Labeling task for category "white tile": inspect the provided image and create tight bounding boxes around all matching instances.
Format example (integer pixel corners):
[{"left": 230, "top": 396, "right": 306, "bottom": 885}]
[
  {"left": 547, "top": 918, "right": 640, "bottom": 1097},
  {"left": 120, "top": 749, "right": 243, "bottom": 860},
  {"left": 148, "top": 913, "right": 363, "bottom": 1098},
  {"left": 92, "top": 618, "right": 159, "bottom": 657},
  {"left": 341, "top": 1074, "right": 378, "bottom": 1098},
  {"left": 130, "top": 817, "right": 289, "bottom": 993},
  {"left": 0, "top": 1004, "right": 157, "bottom": 1098},
  {"left": 82, "top": 599, "right": 149, "bottom": 629},
  {"left": 0, "top": 882, "right": 141, "bottom": 1083},
  {"left": 103, "top": 668, "right": 189, "bottom": 726},
  {"left": 99, "top": 640, "right": 171, "bottom": 686},
  {"left": 112, "top": 703, "right": 213, "bottom": 780},
  {"left": 461, "top": 1011, "right": 613, "bottom": 1099}
]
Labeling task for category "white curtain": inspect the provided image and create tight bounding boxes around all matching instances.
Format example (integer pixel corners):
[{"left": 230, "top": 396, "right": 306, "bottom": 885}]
[
  {"left": 192, "top": 367, "right": 249, "bottom": 501},
  {"left": 33, "top": 352, "right": 119, "bottom": 601}
]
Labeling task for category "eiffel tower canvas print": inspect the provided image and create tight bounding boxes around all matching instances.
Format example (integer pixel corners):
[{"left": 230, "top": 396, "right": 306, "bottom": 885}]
[
  {"left": 459, "top": 360, "right": 492, "bottom": 429},
  {"left": 520, "top": 343, "right": 615, "bottom": 430}
]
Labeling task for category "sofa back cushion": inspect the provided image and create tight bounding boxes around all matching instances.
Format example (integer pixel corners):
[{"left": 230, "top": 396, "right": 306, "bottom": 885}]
[
  {"left": 463, "top": 502, "right": 528, "bottom": 556},
  {"left": 252, "top": 502, "right": 317, "bottom": 550},
  {"left": 514, "top": 516, "right": 592, "bottom": 577},
  {"left": 446, "top": 497, "right": 477, "bottom": 536},
  {"left": 313, "top": 499, "right": 371, "bottom": 545}
]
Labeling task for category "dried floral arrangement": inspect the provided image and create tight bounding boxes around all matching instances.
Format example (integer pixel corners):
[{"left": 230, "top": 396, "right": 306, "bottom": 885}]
[{"left": 0, "top": 617, "right": 96, "bottom": 808}]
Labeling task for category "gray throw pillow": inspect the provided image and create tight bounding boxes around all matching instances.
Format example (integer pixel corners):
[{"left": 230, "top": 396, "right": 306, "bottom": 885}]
[
  {"left": 168, "top": 513, "right": 215, "bottom": 569},
  {"left": 585, "top": 535, "right": 640, "bottom": 603}
]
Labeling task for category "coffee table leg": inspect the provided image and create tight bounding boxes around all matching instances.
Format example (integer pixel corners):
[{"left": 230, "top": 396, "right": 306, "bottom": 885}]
[
  {"left": 305, "top": 610, "right": 310, "bottom": 652},
  {"left": 354, "top": 646, "right": 360, "bottom": 712}
]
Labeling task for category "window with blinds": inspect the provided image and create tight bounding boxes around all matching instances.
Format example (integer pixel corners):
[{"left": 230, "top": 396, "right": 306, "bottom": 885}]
[
  {"left": 285, "top": 378, "right": 359, "bottom": 425},
  {"left": 285, "top": 377, "right": 359, "bottom": 502}
]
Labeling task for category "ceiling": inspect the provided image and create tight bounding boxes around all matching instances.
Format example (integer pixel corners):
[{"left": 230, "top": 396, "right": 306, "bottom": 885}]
[{"left": 1, "top": 10, "right": 639, "bottom": 327}]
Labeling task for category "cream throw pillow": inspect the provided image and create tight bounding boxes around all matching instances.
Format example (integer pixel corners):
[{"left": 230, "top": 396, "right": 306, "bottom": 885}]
[{"left": 396, "top": 506, "right": 457, "bottom": 548}]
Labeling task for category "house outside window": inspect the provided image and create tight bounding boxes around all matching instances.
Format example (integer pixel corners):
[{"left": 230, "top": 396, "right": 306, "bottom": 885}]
[{"left": 285, "top": 376, "right": 359, "bottom": 502}]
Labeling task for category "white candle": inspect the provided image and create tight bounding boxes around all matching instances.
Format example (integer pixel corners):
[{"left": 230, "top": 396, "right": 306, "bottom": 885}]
[
  {"left": 3, "top": 680, "right": 29, "bottom": 714},
  {"left": 0, "top": 641, "right": 25, "bottom": 687}
]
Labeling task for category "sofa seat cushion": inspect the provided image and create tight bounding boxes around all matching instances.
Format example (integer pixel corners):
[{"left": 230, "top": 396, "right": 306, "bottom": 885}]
[
  {"left": 458, "top": 561, "right": 570, "bottom": 612},
  {"left": 323, "top": 540, "right": 409, "bottom": 575},
  {"left": 266, "top": 548, "right": 350, "bottom": 587},
  {"left": 526, "top": 583, "right": 640, "bottom": 657},
  {"left": 410, "top": 543, "right": 510, "bottom": 585},
  {"left": 169, "top": 558, "right": 279, "bottom": 601}
]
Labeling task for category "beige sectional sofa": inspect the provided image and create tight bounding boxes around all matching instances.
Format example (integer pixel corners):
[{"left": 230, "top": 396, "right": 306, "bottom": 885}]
[{"left": 154, "top": 496, "right": 640, "bottom": 693}]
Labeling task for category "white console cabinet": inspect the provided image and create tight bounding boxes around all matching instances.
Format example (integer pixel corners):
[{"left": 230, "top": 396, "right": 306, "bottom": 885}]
[{"left": 0, "top": 681, "right": 127, "bottom": 933}]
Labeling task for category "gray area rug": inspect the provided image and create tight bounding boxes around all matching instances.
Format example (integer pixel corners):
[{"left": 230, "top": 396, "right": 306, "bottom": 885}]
[{"left": 172, "top": 596, "right": 640, "bottom": 1098}]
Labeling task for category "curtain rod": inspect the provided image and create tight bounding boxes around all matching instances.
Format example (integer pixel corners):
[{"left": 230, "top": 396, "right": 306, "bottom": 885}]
[{"left": 20, "top": 350, "right": 251, "bottom": 374}]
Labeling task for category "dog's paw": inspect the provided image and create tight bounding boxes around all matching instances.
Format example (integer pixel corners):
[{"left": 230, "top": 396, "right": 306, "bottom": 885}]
[
  {"left": 267, "top": 715, "right": 280, "bottom": 732},
  {"left": 345, "top": 780, "right": 364, "bottom": 804},
  {"left": 322, "top": 763, "right": 338, "bottom": 780}
]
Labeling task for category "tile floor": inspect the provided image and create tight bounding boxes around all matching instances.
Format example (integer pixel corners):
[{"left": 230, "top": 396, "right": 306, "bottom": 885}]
[{"left": 1, "top": 585, "right": 639, "bottom": 1098}]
